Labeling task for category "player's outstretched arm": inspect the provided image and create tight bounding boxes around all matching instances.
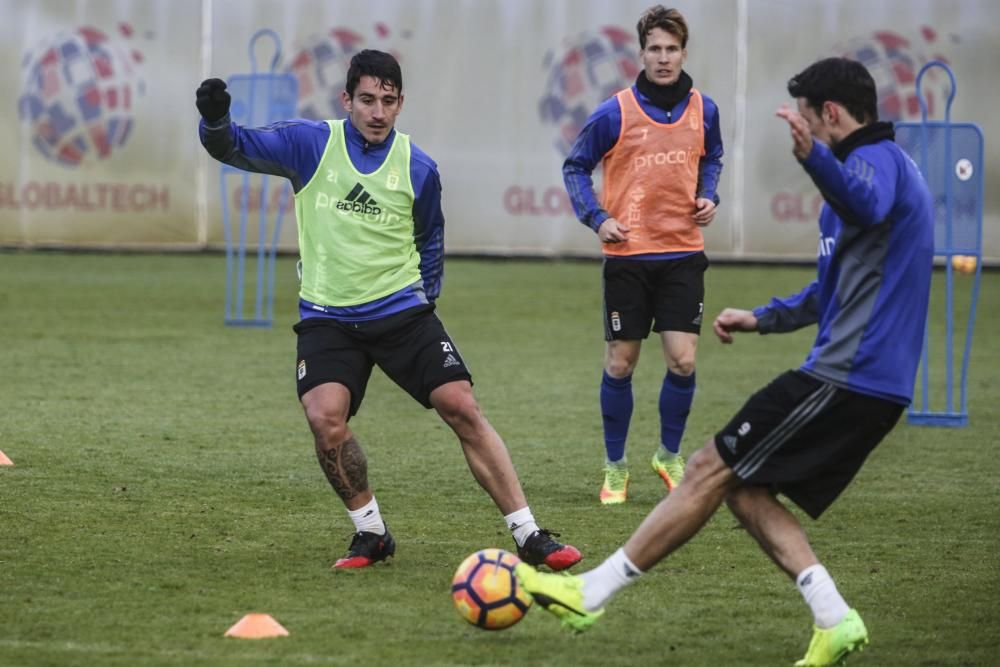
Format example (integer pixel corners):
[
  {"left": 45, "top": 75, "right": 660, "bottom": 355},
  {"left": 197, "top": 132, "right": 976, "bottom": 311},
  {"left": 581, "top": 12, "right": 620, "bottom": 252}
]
[
  {"left": 195, "top": 78, "right": 315, "bottom": 187},
  {"left": 712, "top": 308, "right": 758, "bottom": 344}
]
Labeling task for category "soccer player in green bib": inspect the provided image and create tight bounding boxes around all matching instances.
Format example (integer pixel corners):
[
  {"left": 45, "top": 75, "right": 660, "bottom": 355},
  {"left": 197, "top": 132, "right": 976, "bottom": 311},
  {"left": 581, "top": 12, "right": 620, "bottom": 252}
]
[{"left": 197, "top": 50, "right": 581, "bottom": 571}]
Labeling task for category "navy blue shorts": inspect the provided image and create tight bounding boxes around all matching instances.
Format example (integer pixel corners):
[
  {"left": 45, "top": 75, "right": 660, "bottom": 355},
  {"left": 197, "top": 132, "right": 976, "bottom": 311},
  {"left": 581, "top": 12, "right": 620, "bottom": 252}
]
[
  {"left": 602, "top": 252, "right": 708, "bottom": 340},
  {"left": 293, "top": 305, "right": 472, "bottom": 416},
  {"left": 715, "top": 370, "right": 903, "bottom": 518}
]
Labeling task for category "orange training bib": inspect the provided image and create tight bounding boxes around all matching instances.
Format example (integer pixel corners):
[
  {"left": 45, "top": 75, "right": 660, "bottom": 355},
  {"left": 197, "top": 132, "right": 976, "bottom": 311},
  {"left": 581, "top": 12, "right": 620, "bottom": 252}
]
[{"left": 600, "top": 88, "right": 706, "bottom": 255}]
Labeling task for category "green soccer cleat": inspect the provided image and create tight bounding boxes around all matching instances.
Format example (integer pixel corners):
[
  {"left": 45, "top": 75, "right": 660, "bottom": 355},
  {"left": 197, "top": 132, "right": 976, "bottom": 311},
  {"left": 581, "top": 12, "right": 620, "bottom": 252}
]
[
  {"left": 600, "top": 461, "right": 629, "bottom": 505},
  {"left": 794, "top": 609, "right": 869, "bottom": 666},
  {"left": 513, "top": 562, "right": 604, "bottom": 633},
  {"left": 651, "top": 450, "right": 685, "bottom": 491}
]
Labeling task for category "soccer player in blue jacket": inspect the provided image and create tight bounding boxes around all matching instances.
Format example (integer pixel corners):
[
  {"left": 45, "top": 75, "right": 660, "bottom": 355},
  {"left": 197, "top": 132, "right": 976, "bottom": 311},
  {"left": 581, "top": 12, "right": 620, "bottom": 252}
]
[
  {"left": 516, "top": 57, "right": 934, "bottom": 667},
  {"left": 196, "top": 50, "right": 582, "bottom": 572}
]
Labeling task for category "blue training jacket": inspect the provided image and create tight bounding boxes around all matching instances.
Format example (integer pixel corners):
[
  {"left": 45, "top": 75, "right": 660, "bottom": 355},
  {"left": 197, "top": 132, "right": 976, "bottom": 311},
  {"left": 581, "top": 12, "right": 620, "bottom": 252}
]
[
  {"left": 199, "top": 115, "right": 445, "bottom": 322},
  {"left": 753, "top": 133, "right": 934, "bottom": 405},
  {"left": 563, "top": 85, "right": 724, "bottom": 244}
]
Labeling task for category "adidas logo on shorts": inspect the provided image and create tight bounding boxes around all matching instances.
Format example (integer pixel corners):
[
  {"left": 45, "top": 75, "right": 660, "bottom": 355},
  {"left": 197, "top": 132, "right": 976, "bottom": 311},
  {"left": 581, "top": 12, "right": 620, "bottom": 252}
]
[{"left": 443, "top": 354, "right": 460, "bottom": 368}]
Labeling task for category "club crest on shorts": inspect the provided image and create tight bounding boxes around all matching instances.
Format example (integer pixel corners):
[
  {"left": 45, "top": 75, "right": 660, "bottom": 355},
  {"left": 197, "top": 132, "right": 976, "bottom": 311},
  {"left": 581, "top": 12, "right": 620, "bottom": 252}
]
[
  {"left": 297, "top": 359, "right": 307, "bottom": 380},
  {"left": 611, "top": 311, "right": 622, "bottom": 332}
]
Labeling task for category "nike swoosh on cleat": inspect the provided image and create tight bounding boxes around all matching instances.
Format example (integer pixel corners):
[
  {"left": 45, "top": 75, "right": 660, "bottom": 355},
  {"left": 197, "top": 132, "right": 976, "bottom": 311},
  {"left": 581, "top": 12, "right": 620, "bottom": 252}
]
[{"left": 531, "top": 593, "right": 587, "bottom": 617}]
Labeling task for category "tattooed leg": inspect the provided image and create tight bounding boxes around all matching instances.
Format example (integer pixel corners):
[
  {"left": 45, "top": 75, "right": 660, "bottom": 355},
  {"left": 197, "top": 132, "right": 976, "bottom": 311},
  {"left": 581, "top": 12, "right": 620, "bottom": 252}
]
[
  {"left": 300, "top": 382, "right": 372, "bottom": 511},
  {"left": 316, "top": 435, "right": 369, "bottom": 505}
]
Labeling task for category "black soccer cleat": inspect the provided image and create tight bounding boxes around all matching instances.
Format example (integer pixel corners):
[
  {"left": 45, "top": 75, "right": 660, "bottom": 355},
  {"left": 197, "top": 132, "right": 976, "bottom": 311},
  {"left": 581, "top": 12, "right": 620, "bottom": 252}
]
[
  {"left": 516, "top": 528, "right": 582, "bottom": 571},
  {"left": 333, "top": 527, "right": 396, "bottom": 569}
]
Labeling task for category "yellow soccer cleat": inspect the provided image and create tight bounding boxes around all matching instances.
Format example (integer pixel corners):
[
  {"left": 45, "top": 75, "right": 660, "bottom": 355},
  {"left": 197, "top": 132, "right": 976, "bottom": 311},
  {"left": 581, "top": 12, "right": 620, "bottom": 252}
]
[
  {"left": 795, "top": 609, "right": 869, "bottom": 666},
  {"left": 651, "top": 450, "right": 685, "bottom": 491},
  {"left": 513, "top": 562, "right": 604, "bottom": 633},
  {"left": 600, "top": 462, "right": 629, "bottom": 505}
]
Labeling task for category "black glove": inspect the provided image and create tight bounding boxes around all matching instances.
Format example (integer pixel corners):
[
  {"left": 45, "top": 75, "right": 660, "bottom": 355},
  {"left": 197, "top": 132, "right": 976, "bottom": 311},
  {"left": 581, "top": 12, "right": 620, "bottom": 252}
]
[{"left": 196, "top": 78, "right": 231, "bottom": 122}]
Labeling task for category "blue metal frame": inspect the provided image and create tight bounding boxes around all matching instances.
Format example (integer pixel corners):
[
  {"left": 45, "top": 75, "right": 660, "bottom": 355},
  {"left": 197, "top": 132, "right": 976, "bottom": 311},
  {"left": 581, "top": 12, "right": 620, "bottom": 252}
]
[
  {"left": 900, "top": 61, "right": 984, "bottom": 427},
  {"left": 220, "top": 29, "right": 298, "bottom": 327}
]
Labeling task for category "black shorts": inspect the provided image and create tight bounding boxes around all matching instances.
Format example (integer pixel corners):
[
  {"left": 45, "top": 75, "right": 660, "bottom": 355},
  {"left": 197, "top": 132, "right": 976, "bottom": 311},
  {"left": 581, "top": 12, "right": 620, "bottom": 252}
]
[
  {"left": 714, "top": 370, "right": 904, "bottom": 519},
  {"left": 293, "top": 304, "right": 472, "bottom": 416},
  {"left": 602, "top": 252, "right": 708, "bottom": 340}
]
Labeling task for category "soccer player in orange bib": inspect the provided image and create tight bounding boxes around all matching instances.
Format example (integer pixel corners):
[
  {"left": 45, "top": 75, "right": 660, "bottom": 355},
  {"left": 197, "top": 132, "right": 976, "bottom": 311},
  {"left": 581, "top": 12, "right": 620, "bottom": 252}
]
[{"left": 562, "top": 6, "right": 723, "bottom": 504}]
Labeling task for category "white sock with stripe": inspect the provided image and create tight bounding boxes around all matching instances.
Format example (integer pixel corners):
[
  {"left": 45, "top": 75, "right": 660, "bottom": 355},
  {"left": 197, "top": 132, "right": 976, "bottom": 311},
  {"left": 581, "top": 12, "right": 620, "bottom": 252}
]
[
  {"left": 504, "top": 507, "right": 540, "bottom": 547},
  {"left": 579, "top": 548, "right": 643, "bottom": 611},
  {"left": 347, "top": 497, "right": 385, "bottom": 535},
  {"left": 796, "top": 563, "right": 850, "bottom": 629}
]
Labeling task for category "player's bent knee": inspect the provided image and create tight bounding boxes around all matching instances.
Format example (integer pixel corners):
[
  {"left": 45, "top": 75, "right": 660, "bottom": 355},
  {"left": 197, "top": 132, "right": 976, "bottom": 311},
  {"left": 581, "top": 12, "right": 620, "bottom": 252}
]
[
  {"left": 665, "top": 351, "right": 696, "bottom": 376},
  {"left": 432, "top": 383, "right": 484, "bottom": 428},
  {"left": 669, "top": 359, "right": 696, "bottom": 376},
  {"left": 605, "top": 358, "right": 636, "bottom": 378},
  {"left": 441, "top": 402, "right": 484, "bottom": 431},
  {"left": 605, "top": 341, "right": 640, "bottom": 376},
  {"left": 304, "top": 405, "right": 349, "bottom": 442}
]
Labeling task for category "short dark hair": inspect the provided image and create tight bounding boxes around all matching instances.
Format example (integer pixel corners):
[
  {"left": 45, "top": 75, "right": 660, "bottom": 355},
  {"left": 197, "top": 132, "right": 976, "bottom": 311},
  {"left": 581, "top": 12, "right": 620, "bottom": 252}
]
[
  {"left": 787, "top": 57, "right": 878, "bottom": 124},
  {"left": 637, "top": 5, "right": 689, "bottom": 49},
  {"left": 345, "top": 49, "right": 403, "bottom": 98}
]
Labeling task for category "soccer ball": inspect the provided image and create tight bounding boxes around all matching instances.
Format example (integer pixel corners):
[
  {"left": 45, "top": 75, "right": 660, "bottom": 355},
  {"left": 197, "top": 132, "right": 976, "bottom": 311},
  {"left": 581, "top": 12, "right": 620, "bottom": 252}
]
[{"left": 451, "top": 548, "right": 533, "bottom": 630}]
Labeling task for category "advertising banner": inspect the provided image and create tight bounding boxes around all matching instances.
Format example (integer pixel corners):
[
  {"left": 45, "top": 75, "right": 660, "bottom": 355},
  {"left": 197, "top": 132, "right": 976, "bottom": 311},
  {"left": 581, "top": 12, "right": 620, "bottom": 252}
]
[
  {"left": 1, "top": 0, "right": 203, "bottom": 248},
  {"left": 1, "top": 0, "right": 996, "bottom": 261}
]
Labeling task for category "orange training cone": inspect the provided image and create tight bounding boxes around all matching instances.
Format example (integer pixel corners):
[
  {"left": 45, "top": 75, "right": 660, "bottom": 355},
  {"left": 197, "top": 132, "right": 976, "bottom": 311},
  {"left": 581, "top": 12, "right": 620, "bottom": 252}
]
[
  {"left": 0, "top": 450, "right": 12, "bottom": 466},
  {"left": 224, "top": 613, "right": 289, "bottom": 639}
]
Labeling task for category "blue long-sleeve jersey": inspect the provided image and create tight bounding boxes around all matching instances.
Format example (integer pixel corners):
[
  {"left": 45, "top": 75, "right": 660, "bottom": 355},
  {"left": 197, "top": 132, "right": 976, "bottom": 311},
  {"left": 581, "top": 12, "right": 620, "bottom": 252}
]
[
  {"left": 563, "top": 86, "right": 724, "bottom": 239},
  {"left": 753, "top": 133, "right": 934, "bottom": 405},
  {"left": 199, "top": 115, "right": 445, "bottom": 321}
]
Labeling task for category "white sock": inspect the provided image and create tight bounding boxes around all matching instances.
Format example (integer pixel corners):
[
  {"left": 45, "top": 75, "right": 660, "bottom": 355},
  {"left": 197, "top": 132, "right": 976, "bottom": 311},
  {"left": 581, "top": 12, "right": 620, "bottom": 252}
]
[
  {"left": 796, "top": 564, "right": 850, "bottom": 628},
  {"left": 504, "top": 507, "right": 540, "bottom": 547},
  {"left": 579, "top": 548, "right": 643, "bottom": 611},
  {"left": 347, "top": 497, "right": 385, "bottom": 535}
]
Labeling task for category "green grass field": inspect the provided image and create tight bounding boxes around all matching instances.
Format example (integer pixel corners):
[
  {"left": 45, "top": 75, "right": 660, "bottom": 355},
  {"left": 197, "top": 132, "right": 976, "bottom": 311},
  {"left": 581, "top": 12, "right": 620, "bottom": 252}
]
[{"left": 1, "top": 252, "right": 997, "bottom": 666}]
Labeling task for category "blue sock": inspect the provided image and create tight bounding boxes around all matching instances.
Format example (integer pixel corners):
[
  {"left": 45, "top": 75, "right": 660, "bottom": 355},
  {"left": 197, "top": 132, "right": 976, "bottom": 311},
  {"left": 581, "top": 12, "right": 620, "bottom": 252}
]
[
  {"left": 600, "top": 371, "right": 633, "bottom": 462},
  {"left": 659, "top": 370, "right": 695, "bottom": 455}
]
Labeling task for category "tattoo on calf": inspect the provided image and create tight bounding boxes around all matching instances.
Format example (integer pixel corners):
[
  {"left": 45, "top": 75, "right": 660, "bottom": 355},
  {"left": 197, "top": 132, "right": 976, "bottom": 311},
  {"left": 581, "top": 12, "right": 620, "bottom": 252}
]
[
  {"left": 340, "top": 437, "right": 369, "bottom": 492},
  {"left": 317, "top": 436, "right": 368, "bottom": 501}
]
